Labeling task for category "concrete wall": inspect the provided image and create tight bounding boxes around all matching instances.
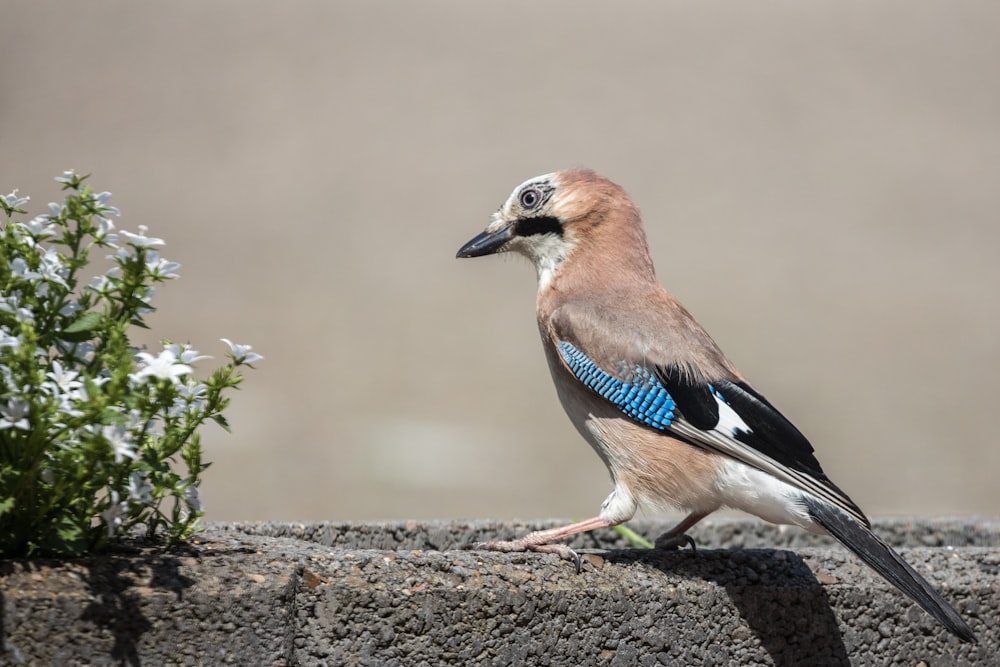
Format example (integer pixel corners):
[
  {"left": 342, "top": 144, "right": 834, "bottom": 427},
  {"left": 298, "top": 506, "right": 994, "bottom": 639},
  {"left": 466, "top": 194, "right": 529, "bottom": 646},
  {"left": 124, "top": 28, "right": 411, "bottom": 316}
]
[{"left": 2, "top": 519, "right": 996, "bottom": 665}]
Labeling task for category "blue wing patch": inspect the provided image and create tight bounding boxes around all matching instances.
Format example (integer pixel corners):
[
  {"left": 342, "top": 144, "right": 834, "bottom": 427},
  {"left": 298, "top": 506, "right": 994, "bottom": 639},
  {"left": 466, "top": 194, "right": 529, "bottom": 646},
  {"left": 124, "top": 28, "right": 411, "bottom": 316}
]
[{"left": 557, "top": 341, "right": 676, "bottom": 430}]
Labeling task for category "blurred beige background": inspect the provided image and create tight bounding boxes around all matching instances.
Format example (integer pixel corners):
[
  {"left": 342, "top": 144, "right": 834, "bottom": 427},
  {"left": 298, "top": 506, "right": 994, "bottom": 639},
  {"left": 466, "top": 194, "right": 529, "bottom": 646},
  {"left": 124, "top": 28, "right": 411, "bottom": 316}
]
[{"left": 2, "top": 2, "right": 997, "bottom": 524}]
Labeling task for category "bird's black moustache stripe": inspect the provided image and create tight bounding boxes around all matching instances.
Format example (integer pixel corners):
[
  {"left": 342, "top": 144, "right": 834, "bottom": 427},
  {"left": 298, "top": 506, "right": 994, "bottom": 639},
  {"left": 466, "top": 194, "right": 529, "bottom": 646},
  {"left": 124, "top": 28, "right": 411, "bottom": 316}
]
[{"left": 514, "top": 216, "right": 563, "bottom": 238}]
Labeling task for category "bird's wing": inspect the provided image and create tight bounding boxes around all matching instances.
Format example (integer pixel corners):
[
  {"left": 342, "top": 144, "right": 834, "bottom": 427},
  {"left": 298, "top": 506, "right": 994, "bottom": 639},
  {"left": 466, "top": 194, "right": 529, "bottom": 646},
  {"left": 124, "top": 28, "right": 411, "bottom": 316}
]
[{"left": 551, "top": 301, "right": 868, "bottom": 526}]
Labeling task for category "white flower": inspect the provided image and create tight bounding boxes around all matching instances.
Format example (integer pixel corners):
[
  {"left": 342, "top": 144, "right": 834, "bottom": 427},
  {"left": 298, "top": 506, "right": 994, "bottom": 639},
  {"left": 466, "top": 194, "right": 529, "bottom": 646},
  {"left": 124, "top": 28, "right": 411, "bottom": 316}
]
[
  {"left": 71, "top": 373, "right": 108, "bottom": 403},
  {"left": 221, "top": 338, "right": 263, "bottom": 365},
  {"left": 42, "top": 361, "right": 86, "bottom": 419},
  {"left": 102, "top": 424, "right": 137, "bottom": 463},
  {"left": 179, "top": 381, "right": 208, "bottom": 401},
  {"left": 127, "top": 472, "right": 153, "bottom": 505},
  {"left": 0, "top": 330, "right": 19, "bottom": 352},
  {"left": 59, "top": 302, "right": 82, "bottom": 318},
  {"left": 0, "top": 295, "right": 35, "bottom": 323},
  {"left": 47, "top": 201, "right": 65, "bottom": 219},
  {"left": 170, "top": 381, "right": 209, "bottom": 417},
  {"left": 45, "top": 360, "right": 83, "bottom": 395},
  {"left": 1, "top": 190, "right": 29, "bottom": 208},
  {"left": 9, "top": 257, "right": 41, "bottom": 281},
  {"left": 145, "top": 251, "right": 181, "bottom": 280},
  {"left": 88, "top": 274, "right": 112, "bottom": 296},
  {"left": 91, "top": 191, "right": 120, "bottom": 217},
  {"left": 95, "top": 218, "right": 118, "bottom": 245},
  {"left": 57, "top": 395, "right": 84, "bottom": 419},
  {"left": 0, "top": 398, "right": 30, "bottom": 430},
  {"left": 21, "top": 216, "right": 57, "bottom": 239},
  {"left": 100, "top": 490, "right": 128, "bottom": 537},
  {"left": 54, "top": 170, "right": 76, "bottom": 184},
  {"left": 135, "top": 286, "right": 155, "bottom": 314},
  {"left": 131, "top": 349, "right": 193, "bottom": 384},
  {"left": 182, "top": 482, "right": 202, "bottom": 513},
  {"left": 53, "top": 392, "right": 84, "bottom": 419},
  {"left": 38, "top": 247, "right": 70, "bottom": 288},
  {"left": 165, "top": 343, "right": 211, "bottom": 366},
  {"left": 120, "top": 225, "right": 164, "bottom": 248}
]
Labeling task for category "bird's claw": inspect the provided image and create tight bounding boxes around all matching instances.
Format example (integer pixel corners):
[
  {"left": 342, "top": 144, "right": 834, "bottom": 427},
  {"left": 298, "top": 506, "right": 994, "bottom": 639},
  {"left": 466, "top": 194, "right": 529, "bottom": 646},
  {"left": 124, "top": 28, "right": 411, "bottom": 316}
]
[
  {"left": 654, "top": 532, "right": 698, "bottom": 552},
  {"left": 474, "top": 540, "right": 587, "bottom": 573}
]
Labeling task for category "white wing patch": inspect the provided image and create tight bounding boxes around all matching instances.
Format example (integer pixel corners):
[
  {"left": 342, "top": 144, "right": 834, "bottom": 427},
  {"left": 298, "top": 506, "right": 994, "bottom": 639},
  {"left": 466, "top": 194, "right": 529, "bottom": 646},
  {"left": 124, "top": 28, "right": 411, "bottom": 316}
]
[{"left": 710, "top": 386, "right": 751, "bottom": 437}]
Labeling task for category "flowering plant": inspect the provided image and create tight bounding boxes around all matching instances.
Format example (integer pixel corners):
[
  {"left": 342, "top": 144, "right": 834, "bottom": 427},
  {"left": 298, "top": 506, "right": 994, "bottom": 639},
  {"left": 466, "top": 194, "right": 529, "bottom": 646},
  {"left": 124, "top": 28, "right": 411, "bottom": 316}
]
[{"left": 0, "top": 172, "right": 261, "bottom": 557}]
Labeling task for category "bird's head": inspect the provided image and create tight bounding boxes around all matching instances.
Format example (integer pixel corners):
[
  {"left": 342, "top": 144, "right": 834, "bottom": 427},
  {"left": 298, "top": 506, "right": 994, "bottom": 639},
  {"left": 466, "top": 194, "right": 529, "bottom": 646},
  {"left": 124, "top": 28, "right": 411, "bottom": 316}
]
[{"left": 457, "top": 169, "right": 651, "bottom": 289}]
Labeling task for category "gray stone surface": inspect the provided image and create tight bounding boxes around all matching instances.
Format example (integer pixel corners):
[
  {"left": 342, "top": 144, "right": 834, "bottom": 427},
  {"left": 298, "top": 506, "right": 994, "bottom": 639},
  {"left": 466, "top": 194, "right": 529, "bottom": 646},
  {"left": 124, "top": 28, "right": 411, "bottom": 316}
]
[
  {"left": 0, "top": 534, "right": 304, "bottom": 665},
  {"left": 1, "top": 519, "right": 997, "bottom": 666}
]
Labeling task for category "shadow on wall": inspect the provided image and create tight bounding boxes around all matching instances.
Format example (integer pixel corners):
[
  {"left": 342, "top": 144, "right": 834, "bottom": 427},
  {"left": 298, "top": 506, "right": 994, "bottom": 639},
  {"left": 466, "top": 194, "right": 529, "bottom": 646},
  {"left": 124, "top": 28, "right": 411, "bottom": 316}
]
[
  {"left": 0, "top": 547, "right": 198, "bottom": 666},
  {"left": 605, "top": 548, "right": 850, "bottom": 666}
]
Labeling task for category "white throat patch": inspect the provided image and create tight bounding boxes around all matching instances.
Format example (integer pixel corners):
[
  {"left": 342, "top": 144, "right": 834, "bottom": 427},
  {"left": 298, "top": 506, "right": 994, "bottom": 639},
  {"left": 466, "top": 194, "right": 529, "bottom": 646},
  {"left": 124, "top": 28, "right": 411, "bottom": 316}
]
[{"left": 518, "top": 232, "right": 573, "bottom": 291}]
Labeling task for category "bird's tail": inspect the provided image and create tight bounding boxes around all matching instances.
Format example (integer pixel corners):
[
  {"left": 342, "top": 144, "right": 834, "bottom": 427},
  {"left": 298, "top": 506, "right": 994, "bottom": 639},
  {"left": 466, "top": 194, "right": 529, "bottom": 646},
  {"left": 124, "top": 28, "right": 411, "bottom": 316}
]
[{"left": 802, "top": 496, "right": 977, "bottom": 643}]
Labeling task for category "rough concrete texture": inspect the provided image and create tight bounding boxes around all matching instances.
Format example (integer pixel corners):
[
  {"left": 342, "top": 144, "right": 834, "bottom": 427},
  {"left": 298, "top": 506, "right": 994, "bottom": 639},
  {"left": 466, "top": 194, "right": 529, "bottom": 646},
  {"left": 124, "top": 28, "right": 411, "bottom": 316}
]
[
  {"left": 0, "top": 535, "right": 302, "bottom": 665},
  {"left": 1, "top": 519, "right": 997, "bottom": 666}
]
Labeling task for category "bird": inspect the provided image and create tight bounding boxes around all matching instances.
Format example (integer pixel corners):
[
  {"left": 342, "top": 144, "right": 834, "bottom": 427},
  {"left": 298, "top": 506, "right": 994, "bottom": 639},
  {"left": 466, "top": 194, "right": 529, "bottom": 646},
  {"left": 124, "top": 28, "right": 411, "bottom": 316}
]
[{"left": 456, "top": 168, "right": 976, "bottom": 643}]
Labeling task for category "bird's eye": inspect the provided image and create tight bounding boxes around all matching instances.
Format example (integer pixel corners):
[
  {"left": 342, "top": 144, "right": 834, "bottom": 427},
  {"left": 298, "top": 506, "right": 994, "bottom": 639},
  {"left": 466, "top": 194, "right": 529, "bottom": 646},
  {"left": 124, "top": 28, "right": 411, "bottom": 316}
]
[{"left": 519, "top": 188, "right": 541, "bottom": 209}]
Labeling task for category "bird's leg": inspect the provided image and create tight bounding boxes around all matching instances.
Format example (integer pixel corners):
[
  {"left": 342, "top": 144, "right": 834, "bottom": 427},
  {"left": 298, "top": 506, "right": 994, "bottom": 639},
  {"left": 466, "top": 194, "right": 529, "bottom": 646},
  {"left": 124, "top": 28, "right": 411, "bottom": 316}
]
[
  {"left": 475, "top": 516, "right": 613, "bottom": 570},
  {"left": 654, "top": 511, "right": 710, "bottom": 552}
]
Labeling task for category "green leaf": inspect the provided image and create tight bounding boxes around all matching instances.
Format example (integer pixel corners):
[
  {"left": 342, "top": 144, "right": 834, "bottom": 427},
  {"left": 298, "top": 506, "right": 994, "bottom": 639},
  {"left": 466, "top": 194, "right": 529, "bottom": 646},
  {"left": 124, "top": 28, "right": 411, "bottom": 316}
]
[
  {"left": 211, "top": 414, "right": 231, "bottom": 432},
  {"left": 611, "top": 524, "right": 654, "bottom": 549},
  {"left": 58, "top": 311, "right": 104, "bottom": 341},
  {"left": 39, "top": 513, "right": 89, "bottom": 557}
]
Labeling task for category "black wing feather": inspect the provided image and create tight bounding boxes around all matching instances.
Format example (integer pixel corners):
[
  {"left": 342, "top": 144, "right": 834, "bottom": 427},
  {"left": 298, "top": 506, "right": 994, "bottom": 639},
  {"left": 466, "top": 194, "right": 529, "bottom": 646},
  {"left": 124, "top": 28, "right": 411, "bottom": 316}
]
[
  {"left": 715, "top": 379, "right": 828, "bottom": 482},
  {"left": 655, "top": 370, "right": 865, "bottom": 524},
  {"left": 656, "top": 367, "right": 827, "bottom": 481},
  {"left": 656, "top": 365, "right": 718, "bottom": 430}
]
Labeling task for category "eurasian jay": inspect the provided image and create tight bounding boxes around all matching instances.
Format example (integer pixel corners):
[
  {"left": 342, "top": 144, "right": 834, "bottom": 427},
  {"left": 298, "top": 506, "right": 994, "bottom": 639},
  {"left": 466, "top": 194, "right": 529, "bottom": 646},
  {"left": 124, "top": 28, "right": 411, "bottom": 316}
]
[{"left": 456, "top": 168, "right": 976, "bottom": 643}]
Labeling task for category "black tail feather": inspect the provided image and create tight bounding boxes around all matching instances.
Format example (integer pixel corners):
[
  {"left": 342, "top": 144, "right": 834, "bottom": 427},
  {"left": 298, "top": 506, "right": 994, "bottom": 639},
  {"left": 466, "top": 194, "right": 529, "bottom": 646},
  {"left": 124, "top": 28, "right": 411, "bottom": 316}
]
[{"left": 803, "top": 497, "right": 977, "bottom": 643}]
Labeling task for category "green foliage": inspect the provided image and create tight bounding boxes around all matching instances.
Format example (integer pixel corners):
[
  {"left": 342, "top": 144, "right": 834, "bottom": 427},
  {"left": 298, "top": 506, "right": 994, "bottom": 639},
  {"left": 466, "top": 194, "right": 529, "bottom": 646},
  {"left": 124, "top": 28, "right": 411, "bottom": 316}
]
[
  {"left": 611, "top": 523, "right": 654, "bottom": 549},
  {"left": 0, "top": 173, "right": 261, "bottom": 557}
]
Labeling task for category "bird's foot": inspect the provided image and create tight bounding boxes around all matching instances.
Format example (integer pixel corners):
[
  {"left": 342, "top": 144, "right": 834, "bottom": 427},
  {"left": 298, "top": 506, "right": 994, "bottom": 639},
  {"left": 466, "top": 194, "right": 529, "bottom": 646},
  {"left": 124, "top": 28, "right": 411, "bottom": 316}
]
[
  {"left": 474, "top": 539, "right": 585, "bottom": 572},
  {"left": 654, "top": 532, "right": 698, "bottom": 552}
]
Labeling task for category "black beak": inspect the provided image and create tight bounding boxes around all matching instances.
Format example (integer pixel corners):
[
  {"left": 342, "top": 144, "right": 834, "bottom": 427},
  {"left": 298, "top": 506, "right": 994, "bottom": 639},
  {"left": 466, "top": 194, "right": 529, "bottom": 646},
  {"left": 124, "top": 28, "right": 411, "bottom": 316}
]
[{"left": 456, "top": 225, "right": 514, "bottom": 258}]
